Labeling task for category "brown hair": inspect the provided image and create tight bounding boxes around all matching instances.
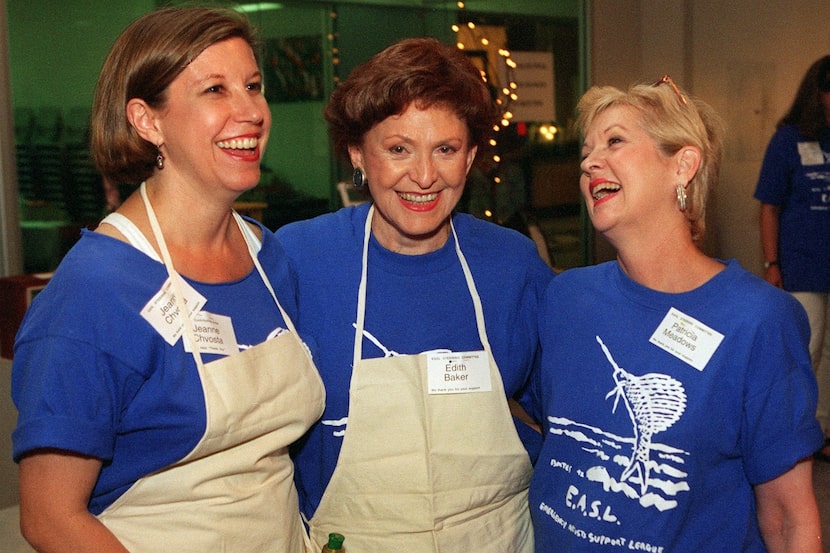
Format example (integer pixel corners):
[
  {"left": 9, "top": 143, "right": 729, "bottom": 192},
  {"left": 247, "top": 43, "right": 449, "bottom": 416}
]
[
  {"left": 324, "top": 37, "right": 499, "bottom": 159},
  {"left": 576, "top": 79, "right": 725, "bottom": 243},
  {"left": 90, "top": 6, "right": 259, "bottom": 185},
  {"left": 779, "top": 55, "right": 830, "bottom": 140}
]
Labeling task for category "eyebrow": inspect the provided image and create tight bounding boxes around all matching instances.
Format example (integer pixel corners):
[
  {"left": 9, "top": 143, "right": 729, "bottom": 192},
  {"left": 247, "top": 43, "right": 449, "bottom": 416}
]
[
  {"left": 193, "top": 70, "right": 263, "bottom": 83},
  {"left": 383, "top": 133, "right": 465, "bottom": 144},
  {"left": 601, "top": 122, "right": 630, "bottom": 134},
  {"left": 581, "top": 122, "right": 630, "bottom": 152}
]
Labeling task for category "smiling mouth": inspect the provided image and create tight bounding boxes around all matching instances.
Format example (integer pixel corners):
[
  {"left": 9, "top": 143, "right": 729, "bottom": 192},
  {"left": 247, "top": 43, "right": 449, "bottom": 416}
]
[
  {"left": 399, "top": 192, "right": 438, "bottom": 203},
  {"left": 591, "top": 182, "right": 620, "bottom": 201},
  {"left": 216, "top": 137, "right": 259, "bottom": 151}
]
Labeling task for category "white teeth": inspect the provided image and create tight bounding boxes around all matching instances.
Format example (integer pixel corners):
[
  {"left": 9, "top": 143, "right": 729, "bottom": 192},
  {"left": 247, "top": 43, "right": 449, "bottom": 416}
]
[
  {"left": 217, "top": 137, "right": 258, "bottom": 150},
  {"left": 399, "top": 192, "right": 438, "bottom": 203},
  {"left": 592, "top": 182, "right": 620, "bottom": 200}
]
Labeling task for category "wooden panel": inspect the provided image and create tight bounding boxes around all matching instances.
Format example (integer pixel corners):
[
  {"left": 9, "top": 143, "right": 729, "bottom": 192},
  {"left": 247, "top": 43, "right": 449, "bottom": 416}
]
[
  {"left": 0, "top": 273, "right": 51, "bottom": 359},
  {"left": 530, "top": 159, "right": 582, "bottom": 208}
]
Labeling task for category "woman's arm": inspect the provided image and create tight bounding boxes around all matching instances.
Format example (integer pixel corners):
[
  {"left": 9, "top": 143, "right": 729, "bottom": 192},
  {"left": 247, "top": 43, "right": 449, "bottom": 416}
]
[
  {"left": 759, "top": 202, "right": 783, "bottom": 287},
  {"left": 754, "top": 457, "right": 822, "bottom": 553},
  {"left": 19, "top": 450, "right": 129, "bottom": 553}
]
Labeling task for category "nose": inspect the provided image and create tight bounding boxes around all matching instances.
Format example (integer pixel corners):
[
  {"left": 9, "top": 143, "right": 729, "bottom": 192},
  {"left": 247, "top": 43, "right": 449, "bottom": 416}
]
[
  {"left": 234, "top": 89, "right": 267, "bottom": 125},
  {"left": 580, "top": 148, "right": 601, "bottom": 175},
  {"left": 411, "top": 154, "right": 438, "bottom": 189}
]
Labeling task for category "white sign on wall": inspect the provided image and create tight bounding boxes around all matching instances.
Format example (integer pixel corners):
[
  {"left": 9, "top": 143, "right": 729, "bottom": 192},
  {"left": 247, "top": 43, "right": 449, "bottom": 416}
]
[{"left": 500, "top": 51, "right": 556, "bottom": 122}]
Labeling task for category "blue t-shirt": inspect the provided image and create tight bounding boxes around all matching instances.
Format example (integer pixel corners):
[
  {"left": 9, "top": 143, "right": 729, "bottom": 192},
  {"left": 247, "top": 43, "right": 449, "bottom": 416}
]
[
  {"left": 12, "top": 221, "right": 297, "bottom": 514},
  {"left": 754, "top": 124, "right": 830, "bottom": 291},
  {"left": 276, "top": 204, "right": 554, "bottom": 520},
  {"left": 529, "top": 260, "right": 822, "bottom": 552}
]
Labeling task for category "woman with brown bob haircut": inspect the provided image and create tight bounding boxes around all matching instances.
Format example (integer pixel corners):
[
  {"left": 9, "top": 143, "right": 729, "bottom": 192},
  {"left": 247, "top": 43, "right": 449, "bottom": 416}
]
[
  {"left": 12, "top": 6, "right": 323, "bottom": 552},
  {"left": 277, "top": 37, "right": 553, "bottom": 552}
]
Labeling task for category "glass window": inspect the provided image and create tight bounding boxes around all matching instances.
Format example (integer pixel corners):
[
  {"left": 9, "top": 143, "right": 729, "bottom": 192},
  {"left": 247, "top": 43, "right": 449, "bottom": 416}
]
[{"left": 3, "top": 0, "right": 587, "bottom": 272}]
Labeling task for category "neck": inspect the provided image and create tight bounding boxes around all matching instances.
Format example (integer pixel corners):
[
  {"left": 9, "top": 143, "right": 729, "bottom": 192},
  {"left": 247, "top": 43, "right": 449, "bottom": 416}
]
[
  {"left": 370, "top": 210, "right": 452, "bottom": 256},
  {"left": 612, "top": 232, "right": 723, "bottom": 293},
  {"left": 114, "top": 180, "right": 253, "bottom": 282},
  {"left": 141, "top": 179, "right": 238, "bottom": 248}
]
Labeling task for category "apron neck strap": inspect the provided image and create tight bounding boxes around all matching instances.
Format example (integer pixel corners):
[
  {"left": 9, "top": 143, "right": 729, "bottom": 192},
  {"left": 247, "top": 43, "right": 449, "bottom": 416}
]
[
  {"left": 353, "top": 205, "right": 492, "bottom": 367},
  {"left": 449, "top": 219, "right": 492, "bottom": 352},
  {"left": 140, "top": 183, "right": 296, "bottom": 368}
]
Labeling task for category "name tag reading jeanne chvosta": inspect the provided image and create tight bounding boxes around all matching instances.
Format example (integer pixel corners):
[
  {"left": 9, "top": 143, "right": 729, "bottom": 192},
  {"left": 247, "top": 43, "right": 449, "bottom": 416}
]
[
  {"left": 141, "top": 276, "right": 207, "bottom": 346},
  {"left": 427, "top": 351, "right": 491, "bottom": 395},
  {"left": 182, "top": 311, "right": 239, "bottom": 356},
  {"left": 649, "top": 307, "right": 724, "bottom": 371}
]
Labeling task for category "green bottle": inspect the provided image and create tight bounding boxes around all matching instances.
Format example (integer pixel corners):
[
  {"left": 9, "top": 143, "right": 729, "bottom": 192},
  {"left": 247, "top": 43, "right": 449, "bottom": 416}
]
[{"left": 321, "top": 532, "right": 345, "bottom": 553}]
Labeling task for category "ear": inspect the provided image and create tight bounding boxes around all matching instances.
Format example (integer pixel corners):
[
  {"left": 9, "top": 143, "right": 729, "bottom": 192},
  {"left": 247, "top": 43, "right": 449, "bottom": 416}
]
[
  {"left": 464, "top": 145, "right": 479, "bottom": 175},
  {"left": 126, "top": 98, "right": 163, "bottom": 145},
  {"left": 676, "top": 146, "right": 701, "bottom": 185},
  {"left": 347, "top": 144, "right": 364, "bottom": 171}
]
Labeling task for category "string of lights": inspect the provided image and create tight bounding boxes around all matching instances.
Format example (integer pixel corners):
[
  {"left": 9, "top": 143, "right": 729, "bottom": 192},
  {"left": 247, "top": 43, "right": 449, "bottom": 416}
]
[
  {"left": 325, "top": 2, "right": 532, "bottom": 195},
  {"left": 328, "top": 7, "right": 340, "bottom": 87},
  {"left": 452, "top": 1, "right": 520, "bottom": 193}
]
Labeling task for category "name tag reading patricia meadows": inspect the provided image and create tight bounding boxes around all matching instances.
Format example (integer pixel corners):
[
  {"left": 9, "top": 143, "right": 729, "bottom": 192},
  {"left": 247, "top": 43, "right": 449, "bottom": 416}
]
[
  {"left": 427, "top": 351, "right": 491, "bottom": 394},
  {"left": 649, "top": 307, "right": 724, "bottom": 371}
]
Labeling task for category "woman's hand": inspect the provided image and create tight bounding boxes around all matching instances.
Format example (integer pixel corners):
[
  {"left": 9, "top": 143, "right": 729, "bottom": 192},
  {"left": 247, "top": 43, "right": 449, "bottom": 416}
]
[{"left": 764, "top": 264, "right": 783, "bottom": 288}]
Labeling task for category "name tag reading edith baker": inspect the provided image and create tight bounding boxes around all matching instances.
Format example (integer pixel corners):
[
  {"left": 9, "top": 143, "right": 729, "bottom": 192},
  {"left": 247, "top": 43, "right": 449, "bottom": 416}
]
[{"left": 427, "top": 351, "right": 491, "bottom": 394}]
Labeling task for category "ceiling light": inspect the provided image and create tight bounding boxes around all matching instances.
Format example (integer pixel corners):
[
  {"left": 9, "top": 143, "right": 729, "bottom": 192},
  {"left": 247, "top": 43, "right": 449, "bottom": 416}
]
[{"left": 234, "top": 3, "right": 283, "bottom": 14}]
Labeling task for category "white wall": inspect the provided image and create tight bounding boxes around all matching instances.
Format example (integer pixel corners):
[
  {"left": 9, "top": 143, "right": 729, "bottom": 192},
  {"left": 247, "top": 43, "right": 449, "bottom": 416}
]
[{"left": 589, "top": 0, "right": 830, "bottom": 274}]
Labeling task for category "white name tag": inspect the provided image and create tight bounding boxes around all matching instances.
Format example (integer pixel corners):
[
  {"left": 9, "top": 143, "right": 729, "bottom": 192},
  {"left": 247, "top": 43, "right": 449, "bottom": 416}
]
[
  {"left": 798, "top": 141, "right": 825, "bottom": 166},
  {"left": 141, "top": 276, "right": 207, "bottom": 346},
  {"left": 649, "top": 307, "right": 724, "bottom": 371},
  {"left": 183, "top": 311, "right": 239, "bottom": 356},
  {"left": 427, "top": 351, "right": 491, "bottom": 394}
]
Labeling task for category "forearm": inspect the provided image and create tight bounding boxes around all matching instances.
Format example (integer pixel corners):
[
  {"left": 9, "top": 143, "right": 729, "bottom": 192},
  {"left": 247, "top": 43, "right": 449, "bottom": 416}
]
[
  {"left": 21, "top": 510, "right": 129, "bottom": 553},
  {"left": 756, "top": 458, "right": 822, "bottom": 553},
  {"left": 759, "top": 203, "right": 782, "bottom": 286},
  {"left": 19, "top": 451, "right": 129, "bottom": 553},
  {"left": 759, "top": 203, "right": 780, "bottom": 263},
  {"left": 758, "top": 514, "right": 822, "bottom": 553}
]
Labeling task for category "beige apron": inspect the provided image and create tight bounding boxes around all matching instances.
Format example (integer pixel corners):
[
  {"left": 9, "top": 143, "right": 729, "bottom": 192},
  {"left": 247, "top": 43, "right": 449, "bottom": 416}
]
[
  {"left": 309, "top": 206, "right": 533, "bottom": 552},
  {"left": 98, "top": 184, "right": 324, "bottom": 552}
]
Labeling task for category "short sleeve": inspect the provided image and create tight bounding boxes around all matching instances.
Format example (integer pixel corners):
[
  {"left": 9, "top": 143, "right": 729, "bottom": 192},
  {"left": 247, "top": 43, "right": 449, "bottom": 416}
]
[{"left": 741, "top": 300, "right": 823, "bottom": 484}]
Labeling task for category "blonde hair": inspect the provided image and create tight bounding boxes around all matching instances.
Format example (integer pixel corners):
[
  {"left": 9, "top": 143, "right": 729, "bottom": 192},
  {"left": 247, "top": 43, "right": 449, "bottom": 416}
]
[{"left": 576, "top": 79, "right": 724, "bottom": 242}]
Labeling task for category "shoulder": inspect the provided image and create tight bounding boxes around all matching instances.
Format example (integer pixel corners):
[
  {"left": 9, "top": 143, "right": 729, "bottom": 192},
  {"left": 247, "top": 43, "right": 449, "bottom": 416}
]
[
  {"left": 719, "top": 260, "right": 808, "bottom": 327},
  {"left": 538, "top": 263, "right": 610, "bottom": 312},
  {"left": 548, "top": 262, "right": 608, "bottom": 290},
  {"left": 723, "top": 260, "right": 791, "bottom": 302},
  {"left": 454, "top": 213, "right": 554, "bottom": 286},
  {"left": 16, "top": 233, "right": 166, "bottom": 367},
  {"left": 760, "top": 125, "right": 802, "bottom": 162},
  {"left": 454, "top": 212, "right": 527, "bottom": 244},
  {"left": 47, "top": 230, "right": 160, "bottom": 293},
  {"left": 454, "top": 213, "right": 548, "bottom": 266},
  {"left": 769, "top": 124, "right": 805, "bottom": 147},
  {"left": 277, "top": 205, "right": 367, "bottom": 253}
]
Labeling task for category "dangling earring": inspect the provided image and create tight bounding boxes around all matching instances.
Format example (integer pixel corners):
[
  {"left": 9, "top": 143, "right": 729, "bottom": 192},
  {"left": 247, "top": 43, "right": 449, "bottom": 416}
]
[
  {"left": 352, "top": 168, "right": 367, "bottom": 191},
  {"left": 676, "top": 183, "right": 687, "bottom": 212},
  {"left": 156, "top": 145, "right": 165, "bottom": 170}
]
